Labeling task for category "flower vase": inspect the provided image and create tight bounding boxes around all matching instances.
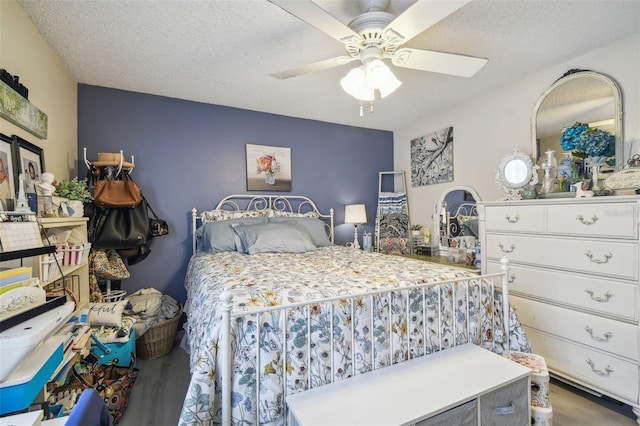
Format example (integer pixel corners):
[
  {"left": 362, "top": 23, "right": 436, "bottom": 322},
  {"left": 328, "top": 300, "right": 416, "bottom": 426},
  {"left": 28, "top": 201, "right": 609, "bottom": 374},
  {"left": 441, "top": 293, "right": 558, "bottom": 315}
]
[{"left": 265, "top": 171, "right": 276, "bottom": 185}]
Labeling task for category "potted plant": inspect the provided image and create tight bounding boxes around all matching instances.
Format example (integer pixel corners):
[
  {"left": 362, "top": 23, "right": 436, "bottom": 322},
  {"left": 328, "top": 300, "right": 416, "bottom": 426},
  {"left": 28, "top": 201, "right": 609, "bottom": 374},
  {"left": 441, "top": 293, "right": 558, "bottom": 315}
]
[
  {"left": 410, "top": 224, "right": 423, "bottom": 236},
  {"left": 53, "top": 177, "right": 92, "bottom": 217}
]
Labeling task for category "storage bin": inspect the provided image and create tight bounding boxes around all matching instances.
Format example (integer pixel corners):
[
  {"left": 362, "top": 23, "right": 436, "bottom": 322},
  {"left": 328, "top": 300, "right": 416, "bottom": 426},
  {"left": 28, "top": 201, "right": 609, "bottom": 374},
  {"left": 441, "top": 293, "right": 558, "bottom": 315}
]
[
  {"left": 56, "top": 243, "right": 91, "bottom": 266},
  {"left": 503, "top": 350, "right": 551, "bottom": 409},
  {"left": 41, "top": 252, "right": 64, "bottom": 282},
  {"left": 91, "top": 329, "right": 136, "bottom": 367},
  {"left": 136, "top": 304, "right": 182, "bottom": 360},
  {"left": 531, "top": 405, "right": 553, "bottom": 426}
]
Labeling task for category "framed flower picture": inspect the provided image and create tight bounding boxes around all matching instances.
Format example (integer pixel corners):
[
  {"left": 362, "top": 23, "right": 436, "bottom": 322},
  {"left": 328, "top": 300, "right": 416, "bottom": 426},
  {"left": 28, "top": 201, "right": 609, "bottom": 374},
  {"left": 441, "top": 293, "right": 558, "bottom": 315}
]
[
  {"left": 246, "top": 144, "right": 292, "bottom": 191},
  {"left": 0, "top": 133, "right": 16, "bottom": 211},
  {"left": 13, "top": 135, "right": 44, "bottom": 195}
]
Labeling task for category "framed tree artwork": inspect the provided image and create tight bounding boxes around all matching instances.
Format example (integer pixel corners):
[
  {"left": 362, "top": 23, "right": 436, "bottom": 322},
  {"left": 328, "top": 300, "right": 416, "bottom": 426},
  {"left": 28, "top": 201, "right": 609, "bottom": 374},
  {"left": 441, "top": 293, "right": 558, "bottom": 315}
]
[
  {"left": 13, "top": 135, "right": 44, "bottom": 198},
  {"left": 0, "top": 133, "right": 16, "bottom": 211},
  {"left": 410, "top": 126, "right": 454, "bottom": 187}
]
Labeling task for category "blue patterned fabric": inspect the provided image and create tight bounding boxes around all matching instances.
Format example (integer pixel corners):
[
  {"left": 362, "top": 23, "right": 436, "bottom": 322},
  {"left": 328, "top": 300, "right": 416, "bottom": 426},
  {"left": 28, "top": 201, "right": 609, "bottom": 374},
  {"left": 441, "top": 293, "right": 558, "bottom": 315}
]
[{"left": 178, "top": 247, "right": 530, "bottom": 425}]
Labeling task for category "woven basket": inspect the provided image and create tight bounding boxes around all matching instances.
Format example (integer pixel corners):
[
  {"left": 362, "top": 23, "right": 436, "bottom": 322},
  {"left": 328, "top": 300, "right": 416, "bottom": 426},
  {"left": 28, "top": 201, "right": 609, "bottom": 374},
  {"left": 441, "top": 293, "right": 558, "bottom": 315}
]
[{"left": 136, "top": 304, "right": 183, "bottom": 360}]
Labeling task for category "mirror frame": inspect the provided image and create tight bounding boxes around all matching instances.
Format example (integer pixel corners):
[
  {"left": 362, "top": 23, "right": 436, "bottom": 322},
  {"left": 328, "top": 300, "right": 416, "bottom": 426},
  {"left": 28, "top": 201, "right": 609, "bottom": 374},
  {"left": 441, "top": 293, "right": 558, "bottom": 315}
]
[
  {"left": 495, "top": 149, "right": 539, "bottom": 200},
  {"left": 434, "top": 185, "right": 481, "bottom": 256},
  {"left": 531, "top": 69, "right": 624, "bottom": 170}
]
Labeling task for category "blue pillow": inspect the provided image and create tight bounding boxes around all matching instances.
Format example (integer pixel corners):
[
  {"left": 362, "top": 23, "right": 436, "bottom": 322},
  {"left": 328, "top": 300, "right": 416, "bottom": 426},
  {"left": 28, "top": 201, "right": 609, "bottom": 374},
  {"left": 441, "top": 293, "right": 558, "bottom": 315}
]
[
  {"left": 196, "top": 217, "right": 267, "bottom": 253},
  {"left": 231, "top": 222, "right": 317, "bottom": 254},
  {"left": 268, "top": 217, "right": 333, "bottom": 247}
]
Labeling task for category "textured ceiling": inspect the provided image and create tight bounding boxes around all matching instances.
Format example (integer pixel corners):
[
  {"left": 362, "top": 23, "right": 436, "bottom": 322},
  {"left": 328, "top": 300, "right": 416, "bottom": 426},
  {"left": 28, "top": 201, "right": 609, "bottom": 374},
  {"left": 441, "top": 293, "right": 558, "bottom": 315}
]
[{"left": 17, "top": 0, "right": 640, "bottom": 132}]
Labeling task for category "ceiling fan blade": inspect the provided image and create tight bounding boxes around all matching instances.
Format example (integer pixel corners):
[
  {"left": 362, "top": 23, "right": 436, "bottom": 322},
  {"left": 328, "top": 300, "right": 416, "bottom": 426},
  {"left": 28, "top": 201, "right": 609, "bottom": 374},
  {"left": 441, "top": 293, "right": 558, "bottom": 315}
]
[
  {"left": 384, "top": 0, "right": 471, "bottom": 44},
  {"left": 392, "top": 48, "right": 487, "bottom": 77},
  {"left": 271, "top": 56, "right": 358, "bottom": 79},
  {"left": 268, "top": 0, "right": 362, "bottom": 45}
]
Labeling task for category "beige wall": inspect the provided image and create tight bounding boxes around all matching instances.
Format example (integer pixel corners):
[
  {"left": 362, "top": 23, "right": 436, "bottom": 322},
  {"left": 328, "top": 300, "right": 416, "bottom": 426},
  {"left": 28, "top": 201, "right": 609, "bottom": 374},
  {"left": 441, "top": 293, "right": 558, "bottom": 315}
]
[
  {"left": 395, "top": 34, "right": 640, "bottom": 230},
  {"left": 0, "top": 0, "right": 78, "bottom": 182}
]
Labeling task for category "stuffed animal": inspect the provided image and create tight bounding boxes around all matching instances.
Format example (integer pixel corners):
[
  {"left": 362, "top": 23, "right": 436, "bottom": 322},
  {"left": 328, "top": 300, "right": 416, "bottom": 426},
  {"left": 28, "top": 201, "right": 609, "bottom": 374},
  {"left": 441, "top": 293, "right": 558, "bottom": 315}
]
[{"left": 572, "top": 181, "right": 594, "bottom": 198}]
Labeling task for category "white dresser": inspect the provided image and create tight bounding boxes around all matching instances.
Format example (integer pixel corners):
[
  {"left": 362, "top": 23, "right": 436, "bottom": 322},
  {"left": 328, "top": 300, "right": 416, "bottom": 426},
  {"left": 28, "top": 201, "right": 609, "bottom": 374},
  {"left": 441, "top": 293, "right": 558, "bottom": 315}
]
[{"left": 478, "top": 196, "right": 640, "bottom": 423}]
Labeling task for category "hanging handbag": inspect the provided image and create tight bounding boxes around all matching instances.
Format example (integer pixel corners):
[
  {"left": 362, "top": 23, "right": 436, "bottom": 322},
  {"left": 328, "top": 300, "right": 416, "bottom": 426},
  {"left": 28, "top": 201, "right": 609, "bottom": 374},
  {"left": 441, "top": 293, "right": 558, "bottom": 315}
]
[
  {"left": 91, "top": 248, "right": 130, "bottom": 280},
  {"left": 93, "top": 174, "right": 142, "bottom": 209},
  {"left": 146, "top": 200, "right": 169, "bottom": 239},
  {"left": 90, "top": 201, "right": 149, "bottom": 249}
]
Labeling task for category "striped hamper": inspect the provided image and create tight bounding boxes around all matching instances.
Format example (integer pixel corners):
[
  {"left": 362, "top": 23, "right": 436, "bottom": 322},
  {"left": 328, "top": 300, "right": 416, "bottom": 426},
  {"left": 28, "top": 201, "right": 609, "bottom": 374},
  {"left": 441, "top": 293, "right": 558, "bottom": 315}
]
[{"left": 503, "top": 350, "right": 553, "bottom": 426}]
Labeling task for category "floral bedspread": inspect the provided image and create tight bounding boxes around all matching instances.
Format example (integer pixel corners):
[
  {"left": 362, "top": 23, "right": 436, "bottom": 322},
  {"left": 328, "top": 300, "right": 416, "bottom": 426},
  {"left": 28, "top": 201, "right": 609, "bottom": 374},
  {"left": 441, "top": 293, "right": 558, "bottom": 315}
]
[{"left": 178, "top": 246, "right": 530, "bottom": 426}]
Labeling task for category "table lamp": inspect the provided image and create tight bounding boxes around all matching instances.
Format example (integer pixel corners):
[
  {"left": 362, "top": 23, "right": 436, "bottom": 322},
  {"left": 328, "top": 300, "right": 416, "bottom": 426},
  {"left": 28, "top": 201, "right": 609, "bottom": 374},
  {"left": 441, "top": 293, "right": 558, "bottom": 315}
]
[{"left": 344, "top": 204, "right": 367, "bottom": 249}]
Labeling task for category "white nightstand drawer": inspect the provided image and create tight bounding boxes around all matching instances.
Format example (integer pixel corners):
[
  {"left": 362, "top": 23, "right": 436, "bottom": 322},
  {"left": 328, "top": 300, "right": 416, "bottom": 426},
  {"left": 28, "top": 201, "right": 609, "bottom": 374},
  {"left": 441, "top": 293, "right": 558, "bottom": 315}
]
[
  {"left": 512, "top": 295, "right": 638, "bottom": 361},
  {"left": 525, "top": 327, "right": 639, "bottom": 403},
  {"left": 547, "top": 203, "right": 637, "bottom": 239},
  {"left": 487, "top": 262, "right": 638, "bottom": 321},
  {"left": 484, "top": 205, "right": 545, "bottom": 233},
  {"left": 485, "top": 234, "right": 638, "bottom": 280}
]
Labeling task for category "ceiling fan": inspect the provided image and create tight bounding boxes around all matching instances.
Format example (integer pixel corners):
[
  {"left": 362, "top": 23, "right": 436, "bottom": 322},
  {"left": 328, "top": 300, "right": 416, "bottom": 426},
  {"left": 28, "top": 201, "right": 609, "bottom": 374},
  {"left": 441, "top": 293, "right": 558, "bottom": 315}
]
[{"left": 267, "top": 0, "right": 487, "bottom": 105}]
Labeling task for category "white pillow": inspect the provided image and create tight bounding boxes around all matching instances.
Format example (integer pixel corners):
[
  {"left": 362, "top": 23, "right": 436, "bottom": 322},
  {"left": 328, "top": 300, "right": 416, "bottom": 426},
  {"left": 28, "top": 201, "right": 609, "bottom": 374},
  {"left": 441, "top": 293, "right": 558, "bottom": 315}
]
[{"left": 88, "top": 300, "right": 127, "bottom": 326}]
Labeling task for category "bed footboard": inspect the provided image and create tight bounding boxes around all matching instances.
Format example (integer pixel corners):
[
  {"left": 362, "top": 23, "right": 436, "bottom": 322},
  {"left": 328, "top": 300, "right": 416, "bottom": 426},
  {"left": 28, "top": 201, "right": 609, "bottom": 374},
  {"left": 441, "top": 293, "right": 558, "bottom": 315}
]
[{"left": 218, "top": 257, "right": 513, "bottom": 426}]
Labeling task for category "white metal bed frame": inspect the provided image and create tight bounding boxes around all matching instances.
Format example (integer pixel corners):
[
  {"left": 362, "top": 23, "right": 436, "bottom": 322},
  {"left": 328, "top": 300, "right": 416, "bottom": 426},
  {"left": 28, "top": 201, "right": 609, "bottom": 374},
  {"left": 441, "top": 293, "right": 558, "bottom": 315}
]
[{"left": 188, "top": 194, "right": 511, "bottom": 426}]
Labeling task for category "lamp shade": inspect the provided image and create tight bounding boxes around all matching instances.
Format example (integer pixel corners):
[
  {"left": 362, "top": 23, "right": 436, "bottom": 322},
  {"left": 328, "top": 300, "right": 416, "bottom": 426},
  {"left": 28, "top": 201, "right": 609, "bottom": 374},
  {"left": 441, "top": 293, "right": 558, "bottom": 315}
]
[
  {"left": 340, "top": 66, "right": 375, "bottom": 101},
  {"left": 345, "top": 204, "right": 367, "bottom": 225}
]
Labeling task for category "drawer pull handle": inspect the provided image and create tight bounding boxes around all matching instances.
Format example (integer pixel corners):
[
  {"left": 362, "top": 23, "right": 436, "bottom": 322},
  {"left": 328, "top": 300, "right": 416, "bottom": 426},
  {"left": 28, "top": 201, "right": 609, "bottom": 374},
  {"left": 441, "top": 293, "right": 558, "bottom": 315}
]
[
  {"left": 586, "top": 358, "right": 614, "bottom": 376},
  {"left": 576, "top": 214, "right": 599, "bottom": 225},
  {"left": 584, "top": 289, "right": 613, "bottom": 302},
  {"left": 584, "top": 326, "right": 614, "bottom": 343},
  {"left": 499, "top": 243, "right": 516, "bottom": 253},
  {"left": 505, "top": 214, "right": 520, "bottom": 223},
  {"left": 495, "top": 402, "right": 516, "bottom": 415},
  {"left": 584, "top": 251, "right": 612, "bottom": 264}
]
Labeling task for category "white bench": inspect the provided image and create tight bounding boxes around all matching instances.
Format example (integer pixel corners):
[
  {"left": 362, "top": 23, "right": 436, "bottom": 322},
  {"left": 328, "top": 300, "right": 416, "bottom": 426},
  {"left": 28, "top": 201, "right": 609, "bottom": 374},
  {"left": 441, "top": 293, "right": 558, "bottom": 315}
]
[{"left": 286, "top": 343, "right": 532, "bottom": 426}]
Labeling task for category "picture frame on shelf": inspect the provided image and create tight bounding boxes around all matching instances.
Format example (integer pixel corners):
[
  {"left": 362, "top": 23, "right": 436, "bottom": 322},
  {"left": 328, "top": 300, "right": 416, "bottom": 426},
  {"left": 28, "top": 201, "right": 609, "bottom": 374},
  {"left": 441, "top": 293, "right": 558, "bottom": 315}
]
[
  {"left": 13, "top": 135, "right": 44, "bottom": 193},
  {"left": 0, "top": 133, "right": 16, "bottom": 211}
]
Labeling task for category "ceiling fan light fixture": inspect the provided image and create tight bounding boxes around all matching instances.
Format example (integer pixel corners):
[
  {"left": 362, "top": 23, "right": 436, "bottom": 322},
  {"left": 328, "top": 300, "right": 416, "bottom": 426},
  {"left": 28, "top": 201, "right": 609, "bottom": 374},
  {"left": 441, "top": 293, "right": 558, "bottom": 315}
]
[
  {"left": 341, "top": 66, "right": 375, "bottom": 101},
  {"left": 341, "top": 59, "right": 401, "bottom": 103},
  {"left": 366, "top": 60, "right": 402, "bottom": 98}
]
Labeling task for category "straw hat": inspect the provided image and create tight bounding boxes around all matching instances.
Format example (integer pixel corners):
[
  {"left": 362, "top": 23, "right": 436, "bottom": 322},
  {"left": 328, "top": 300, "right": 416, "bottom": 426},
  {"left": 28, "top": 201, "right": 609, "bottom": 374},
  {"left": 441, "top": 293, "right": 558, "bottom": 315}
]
[{"left": 91, "top": 152, "right": 135, "bottom": 169}]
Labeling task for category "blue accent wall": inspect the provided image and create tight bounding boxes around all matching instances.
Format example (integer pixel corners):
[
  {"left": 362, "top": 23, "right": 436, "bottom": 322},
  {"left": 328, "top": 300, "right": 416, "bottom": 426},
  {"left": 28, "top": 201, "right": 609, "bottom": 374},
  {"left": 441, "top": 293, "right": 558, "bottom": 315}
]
[{"left": 78, "top": 85, "right": 393, "bottom": 302}]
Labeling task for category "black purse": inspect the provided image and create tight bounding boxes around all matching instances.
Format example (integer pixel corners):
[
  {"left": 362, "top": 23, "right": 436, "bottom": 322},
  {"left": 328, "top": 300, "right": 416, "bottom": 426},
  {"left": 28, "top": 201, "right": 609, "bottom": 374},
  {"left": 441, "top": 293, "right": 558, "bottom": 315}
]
[
  {"left": 89, "top": 200, "right": 149, "bottom": 249},
  {"left": 146, "top": 201, "right": 169, "bottom": 239}
]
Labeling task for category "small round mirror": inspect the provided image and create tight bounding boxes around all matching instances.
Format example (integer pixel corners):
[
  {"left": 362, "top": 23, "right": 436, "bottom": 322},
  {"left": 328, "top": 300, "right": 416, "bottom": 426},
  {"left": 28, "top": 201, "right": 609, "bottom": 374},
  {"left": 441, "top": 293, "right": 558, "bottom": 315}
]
[
  {"left": 496, "top": 150, "right": 539, "bottom": 200},
  {"left": 504, "top": 159, "right": 528, "bottom": 185}
]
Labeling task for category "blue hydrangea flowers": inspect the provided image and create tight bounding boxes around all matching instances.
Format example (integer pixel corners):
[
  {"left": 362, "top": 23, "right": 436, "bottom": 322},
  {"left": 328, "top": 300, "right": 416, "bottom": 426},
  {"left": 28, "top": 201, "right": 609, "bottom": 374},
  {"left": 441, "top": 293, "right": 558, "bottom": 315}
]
[{"left": 560, "top": 122, "right": 615, "bottom": 157}]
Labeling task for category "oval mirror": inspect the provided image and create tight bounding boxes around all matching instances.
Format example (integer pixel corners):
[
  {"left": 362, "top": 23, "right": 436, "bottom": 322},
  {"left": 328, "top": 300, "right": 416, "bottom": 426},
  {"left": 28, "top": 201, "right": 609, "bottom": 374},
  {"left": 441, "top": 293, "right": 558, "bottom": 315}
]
[
  {"left": 496, "top": 149, "right": 538, "bottom": 200},
  {"left": 433, "top": 186, "right": 481, "bottom": 256},
  {"left": 532, "top": 69, "right": 623, "bottom": 170}
]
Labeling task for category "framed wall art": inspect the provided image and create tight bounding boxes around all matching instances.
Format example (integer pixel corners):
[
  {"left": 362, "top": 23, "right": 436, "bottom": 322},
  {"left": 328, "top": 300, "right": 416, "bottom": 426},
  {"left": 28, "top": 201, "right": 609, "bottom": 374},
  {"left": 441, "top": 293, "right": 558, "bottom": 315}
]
[
  {"left": 13, "top": 135, "right": 44, "bottom": 195},
  {"left": 410, "top": 126, "right": 454, "bottom": 187},
  {"left": 246, "top": 144, "right": 292, "bottom": 191},
  {"left": 0, "top": 133, "right": 16, "bottom": 211}
]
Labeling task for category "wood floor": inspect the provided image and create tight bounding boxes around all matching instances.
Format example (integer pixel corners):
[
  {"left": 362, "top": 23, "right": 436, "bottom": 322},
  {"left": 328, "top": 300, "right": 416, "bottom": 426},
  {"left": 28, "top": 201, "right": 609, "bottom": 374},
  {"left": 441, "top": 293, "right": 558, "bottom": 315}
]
[{"left": 118, "top": 346, "right": 638, "bottom": 426}]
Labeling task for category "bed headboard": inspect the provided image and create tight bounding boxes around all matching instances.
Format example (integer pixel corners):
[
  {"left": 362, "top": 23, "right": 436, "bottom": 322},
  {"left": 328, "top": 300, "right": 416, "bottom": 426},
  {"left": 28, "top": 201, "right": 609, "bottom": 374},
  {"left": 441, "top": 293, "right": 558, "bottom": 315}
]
[{"left": 191, "top": 194, "right": 335, "bottom": 254}]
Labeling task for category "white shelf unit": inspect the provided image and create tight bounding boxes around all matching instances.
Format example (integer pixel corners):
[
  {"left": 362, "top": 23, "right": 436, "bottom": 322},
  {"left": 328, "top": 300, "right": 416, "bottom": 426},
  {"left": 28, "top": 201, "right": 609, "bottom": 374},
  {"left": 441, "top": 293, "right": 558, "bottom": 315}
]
[{"left": 0, "top": 216, "right": 90, "bottom": 417}]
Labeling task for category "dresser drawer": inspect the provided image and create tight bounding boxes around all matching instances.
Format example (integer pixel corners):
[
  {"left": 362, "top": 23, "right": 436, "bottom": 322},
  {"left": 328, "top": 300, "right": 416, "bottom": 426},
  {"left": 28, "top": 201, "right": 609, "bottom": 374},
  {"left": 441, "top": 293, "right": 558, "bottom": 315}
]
[
  {"left": 512, "top": 295, "right": 638, "bottom": 360},
  {"left": 547, "top": 203, "right": 637, "bottom": 239},
  {"left": 487, "top": 262, "right": 638, "bottom": 321},
  {"left": 525, "top": 327, "right": 639, "bottom": 403},
  {"left": 484, "top": 205, "right": 545, "bottom": 233},
  {"left": 485, "top": 234, "right": 638, "bottom": 280}
]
